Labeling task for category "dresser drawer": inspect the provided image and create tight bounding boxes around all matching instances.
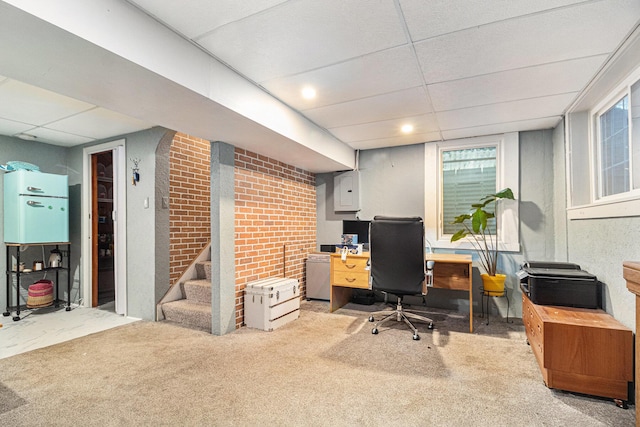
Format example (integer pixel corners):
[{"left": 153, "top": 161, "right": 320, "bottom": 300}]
[
  {"left": 523, "top": 296, "right": 543, "bottom": 354},
  {"left": 332, "top": 256, "right": 368, "bottom": 273},
  {"left": 330, "top": 253, "right": 370, "bottom": 289},
  {"left": 332, "top": 270, "right": 369, "bottom": 289}
]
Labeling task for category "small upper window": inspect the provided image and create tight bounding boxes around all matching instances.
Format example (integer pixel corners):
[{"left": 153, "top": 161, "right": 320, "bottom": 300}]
[
  {"left": 593, "top": 79, "right": 640, "bottom": 203},
  {"left": 598, "top": 95, "right": 630, "bottom": 198}
]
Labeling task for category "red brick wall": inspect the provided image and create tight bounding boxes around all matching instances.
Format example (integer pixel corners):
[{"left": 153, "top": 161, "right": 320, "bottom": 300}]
[
  {"left": 234, "top": 149, "right": 316, "bottom": 328},
  {"left": 169, "top": 137, "right": 316, "bottom": 329},
  {"left": 169, "top": 133, "right": 211, "bottom": 284}
]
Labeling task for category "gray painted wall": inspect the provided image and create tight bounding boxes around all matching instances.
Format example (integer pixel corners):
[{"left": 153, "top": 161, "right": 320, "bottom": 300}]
[
  {"left": 316, "top": 144, "right": 425, "bottom": 248},
  {"left": 567, "top": 218, "right": 639, "bottom": 330},
  {"left": 316, "top": 131, "right": 559, "bottom": 319},
  {"left": 552, "top": 121, "right": 568, "bottom": 262},
  {"left": 210, "top": 141, "right": 236, "bottom": 335},
  {"left": 61, "top": 128, "right": 175, "bottom": 320},
  {"left": 561, "top": 110, "right": 639, "bottom": 330},
  {"left": 119, "top": 127, "right": 172, "bottom": 320}
]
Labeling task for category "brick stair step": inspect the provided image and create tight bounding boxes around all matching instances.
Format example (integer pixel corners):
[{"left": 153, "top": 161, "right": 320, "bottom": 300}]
[
  {"left": 162, "top": 299, "right": 211, "bottom": 332},
  {"left": 183, "top": 279, "right": 211, "bottom": 304}
]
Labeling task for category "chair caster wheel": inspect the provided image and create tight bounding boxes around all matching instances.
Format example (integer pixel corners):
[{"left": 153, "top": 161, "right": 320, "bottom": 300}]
[
  {"left": 428, "top": 323, "right": 434, "bottom": 330},
  {"left": 368, "top": 316, "right": 374, "bottom": 322},
  {"left": 413, "top": 334, "right": 420, "bottom": 340},
  {"left": 372, "top": 328, "right": 378, "bottom": 335},
  {"left": 614, "top": 399, "right": 628, "bottom": 409}
]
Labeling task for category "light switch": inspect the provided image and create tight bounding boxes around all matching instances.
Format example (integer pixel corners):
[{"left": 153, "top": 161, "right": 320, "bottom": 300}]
[{"left": 144, "top": 197, "right": 149, "bottom": 209}]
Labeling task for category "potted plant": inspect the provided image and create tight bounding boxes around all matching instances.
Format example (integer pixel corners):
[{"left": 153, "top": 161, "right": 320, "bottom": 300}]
[{"left": 450, "top": 188, "right": 515, "bottom": 294}]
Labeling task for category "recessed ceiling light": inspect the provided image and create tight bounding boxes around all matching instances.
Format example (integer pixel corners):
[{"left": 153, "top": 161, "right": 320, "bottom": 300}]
[
  {"left": 301, "top": 86, "right": 316, "bottom": 100},
  {"left": 16, "top": 133, "right": 37, "bottom": 141},
  {"left": 401, "top": 124, "right": 414, "bottom": 134}
]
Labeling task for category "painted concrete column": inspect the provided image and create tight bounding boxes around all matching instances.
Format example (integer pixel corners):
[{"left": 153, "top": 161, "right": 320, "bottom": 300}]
[{"left": 210, "top": 141, "right": 236, "bottom": 335}]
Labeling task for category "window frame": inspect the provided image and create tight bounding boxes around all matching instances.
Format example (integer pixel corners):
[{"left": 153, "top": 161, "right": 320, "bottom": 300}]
[
  {"left": 567, "top": 65, "right": 640, "bottom": 220},
  {"left": 424, "top": 133, "right": 520, "bottom": 252},
  {"left": 594, "top": 91, "right": 634, "bottom": 202}
]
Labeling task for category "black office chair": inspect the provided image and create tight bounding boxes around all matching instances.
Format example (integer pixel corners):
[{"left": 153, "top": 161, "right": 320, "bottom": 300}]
[{"left": 368, "top": 216, "right": 433, "bottom": 340}]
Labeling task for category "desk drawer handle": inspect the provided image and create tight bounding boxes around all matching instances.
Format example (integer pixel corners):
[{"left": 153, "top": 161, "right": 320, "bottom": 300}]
[
  {"left": 345, "top": 264, "right": 357, "bottom": 269},
  {"left": 345, "top": 277, "right": 356, "bottom": 282}
]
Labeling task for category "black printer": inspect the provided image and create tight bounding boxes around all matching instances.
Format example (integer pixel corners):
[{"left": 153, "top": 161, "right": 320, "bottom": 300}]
[{"left": 518, "top": 261, "right": 601, "bottom": 309}]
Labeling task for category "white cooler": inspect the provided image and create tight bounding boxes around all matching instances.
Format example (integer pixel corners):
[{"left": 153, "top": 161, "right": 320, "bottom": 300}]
[{"left": 244, "top": 277, "right": 300, "bottom": 331}]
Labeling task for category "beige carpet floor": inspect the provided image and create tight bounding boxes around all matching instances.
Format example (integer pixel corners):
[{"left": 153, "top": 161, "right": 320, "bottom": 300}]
[{"left": 0, "top": 301, "right": 634, "bottom": 426}]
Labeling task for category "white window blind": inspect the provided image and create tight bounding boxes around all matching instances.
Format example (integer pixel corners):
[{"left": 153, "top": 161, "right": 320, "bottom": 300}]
[{"left": 442, "top": 147, "right": 497, "bottom": 235}]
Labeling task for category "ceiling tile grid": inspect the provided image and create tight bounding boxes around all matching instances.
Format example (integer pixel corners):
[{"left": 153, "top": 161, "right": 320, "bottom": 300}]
[
  {"left": 2, "top": 1, "right": 640, "bottom": 161},
  {"left": 261, "top": 46, "right": 424, "bottom": 110},
  {"left": 195, "top": 0, "right": 409, "bottom": 83}
]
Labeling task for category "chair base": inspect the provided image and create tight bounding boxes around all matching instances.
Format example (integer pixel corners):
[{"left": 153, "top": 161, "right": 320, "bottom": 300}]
[{"left": 369, "top": 297, "right": 433, "bottom": 340}]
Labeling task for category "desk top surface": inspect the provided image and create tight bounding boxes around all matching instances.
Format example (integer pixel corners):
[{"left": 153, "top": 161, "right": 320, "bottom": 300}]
[
  {"left": 329, "top": 252, "right": 472, "bottom": 263},
  {"left": 426, "top": 253, "right": 472, "bottom": 263}
]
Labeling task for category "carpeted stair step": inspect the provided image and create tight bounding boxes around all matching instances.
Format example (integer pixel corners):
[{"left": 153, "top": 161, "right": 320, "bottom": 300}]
[
  {"left": 161, "top": 299, "right": 211, "bottom": 332},
  {"left": 183, "top": 279, "right": 211, "bottom": 304},
  {"left": 195, "top": 261, "right": 211, "bottom": 280}
]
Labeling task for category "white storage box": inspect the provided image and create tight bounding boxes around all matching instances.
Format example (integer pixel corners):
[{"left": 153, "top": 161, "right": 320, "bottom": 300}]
[{"left": 245, "top": 277, "right": 300, "bottom": 331}]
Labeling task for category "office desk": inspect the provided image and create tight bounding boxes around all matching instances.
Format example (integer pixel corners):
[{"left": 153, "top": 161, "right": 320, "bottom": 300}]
[
  {"left": 329, "top": 253, "right": 370, "bottom": 313},
  {"left": 426, "top": 253, "right": 473, "bottom": 333},
  {"left": 329, "top": 252, "right": 474, "bottom": 333}
]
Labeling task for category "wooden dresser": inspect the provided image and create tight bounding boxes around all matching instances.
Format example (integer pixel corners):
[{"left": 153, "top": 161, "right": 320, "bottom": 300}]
[{"left": 522, "top": 291, "right": 633, "bottom": 404}]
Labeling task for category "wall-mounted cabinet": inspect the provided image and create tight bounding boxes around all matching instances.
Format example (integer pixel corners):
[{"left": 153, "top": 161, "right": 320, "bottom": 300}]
[{"left": 334, "top": 170, "right": 360, "bottom": 212}]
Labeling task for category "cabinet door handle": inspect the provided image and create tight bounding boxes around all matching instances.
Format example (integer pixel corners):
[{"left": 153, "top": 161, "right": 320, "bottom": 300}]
[
  {"left": 345, "top": 264, "right": 357, "bottom": 269},
  {"left": 346, "top": 277, "right": 356, "bottom": 282}
]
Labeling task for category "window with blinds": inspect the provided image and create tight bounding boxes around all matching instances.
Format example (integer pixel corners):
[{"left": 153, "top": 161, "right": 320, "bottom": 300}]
[{"left": 442, "top": 147, "right": 497, "bottom": 235}]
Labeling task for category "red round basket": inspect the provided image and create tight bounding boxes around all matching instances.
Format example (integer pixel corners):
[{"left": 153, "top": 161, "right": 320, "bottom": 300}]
[{"left": 27, "top": 280, "right": 54, "bottom": 308}]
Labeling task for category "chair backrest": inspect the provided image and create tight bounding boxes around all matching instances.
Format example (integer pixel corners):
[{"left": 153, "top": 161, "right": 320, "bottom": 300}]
[{"left": 369, "top": 216, "right": 425, "bottom": 296}]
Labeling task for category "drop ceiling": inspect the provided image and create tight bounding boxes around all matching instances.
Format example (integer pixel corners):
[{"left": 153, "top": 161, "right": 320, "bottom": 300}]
[{"left": 0, "top": 0, "right": 639, "bottom": 171}]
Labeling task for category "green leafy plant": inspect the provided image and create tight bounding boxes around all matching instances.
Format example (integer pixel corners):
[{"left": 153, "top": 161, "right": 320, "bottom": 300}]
[{"left": 450, "top": 188, "right": 515, "bottom": 276}]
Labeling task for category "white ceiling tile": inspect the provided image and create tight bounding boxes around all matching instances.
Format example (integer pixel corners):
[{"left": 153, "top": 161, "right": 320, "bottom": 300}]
[
  {"left": 350, "top": 131, "right": 442, "bottom": 150},
  {"left": 1, "top": 1, "right": 638, "bottom": 161},
  {"left": 0, "top": 79, "right": 94, "bottom": 125},
  {"left": 329, "top": 114, "right": 439, "bottom": 142},
  {"left": 262, "top": 46, "right": 422, "bottom": 110},
  {"left": 130, "top": 0, "right": 288, "bottom": 39},
  {"left": 400, "top": 0, "right": 588, "bottom": 41},
  {"left": 304, "top": 87, "right": 432, "bottom": 129},
  {"left": 441, "top": 117, "right": 562, "bottom": 140},
  {"left": 26, "top": 127, "right": 94, "bottom": 147},
  {"left": 415, "top": 0, "right": 640, "bottom": 83},
  {"left": 46, "top": 108, "right": 152, "bottom": 139},
  {"left": 197, "top": 0, "right": 408, "bottom": 82},
  {"left": 437, "top": 93, "right": 576, "bottom": 130},
  {"left": 429, "top": 55, "right": 606, "bottom": 112},
  {"left": 0, "top": 117, "right": 34, "bottom": 136}
]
